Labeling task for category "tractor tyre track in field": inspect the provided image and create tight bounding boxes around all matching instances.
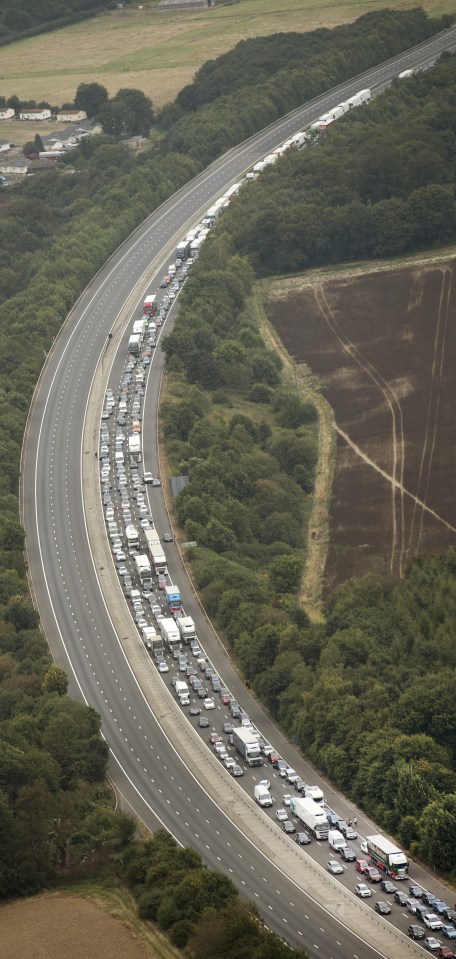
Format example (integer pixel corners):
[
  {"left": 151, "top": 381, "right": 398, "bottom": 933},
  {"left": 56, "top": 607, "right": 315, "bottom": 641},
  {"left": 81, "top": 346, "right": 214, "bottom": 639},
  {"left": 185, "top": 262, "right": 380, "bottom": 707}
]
[
  {"left": 407, "top": 266, "right": 453, "bottom": 559},
  {"left": 314, "top": 285, "right": 407, "bottom": 577}
]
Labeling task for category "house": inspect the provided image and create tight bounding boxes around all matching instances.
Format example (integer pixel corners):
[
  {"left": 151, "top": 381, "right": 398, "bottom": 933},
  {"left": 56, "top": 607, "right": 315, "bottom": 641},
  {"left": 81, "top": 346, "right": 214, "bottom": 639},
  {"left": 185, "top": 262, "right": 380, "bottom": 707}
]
[
  {"left": 0, "top": 157, "right": 30, "bottom": 175},
  {"left": 19, "top": 108, "right": 52, "bottom": 121},
  {"left": 42, "top": 120, "right": 102, "bottom": 152},
  {"left": 0, "top": 140, "right": 11, "bottom": 152},
  {"left": 56, "top": 109, "right": 87, "bottom": 123},
  {"left": 0, "top": 108, "right": 15, "bottom": 121}
]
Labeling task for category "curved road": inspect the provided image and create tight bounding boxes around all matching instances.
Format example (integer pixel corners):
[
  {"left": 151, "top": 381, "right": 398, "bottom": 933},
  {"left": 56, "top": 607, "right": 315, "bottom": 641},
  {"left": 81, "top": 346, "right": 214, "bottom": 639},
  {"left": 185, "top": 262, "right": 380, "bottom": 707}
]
[{"left": 22, "top": 27, "right": 456, "bottom": 959}]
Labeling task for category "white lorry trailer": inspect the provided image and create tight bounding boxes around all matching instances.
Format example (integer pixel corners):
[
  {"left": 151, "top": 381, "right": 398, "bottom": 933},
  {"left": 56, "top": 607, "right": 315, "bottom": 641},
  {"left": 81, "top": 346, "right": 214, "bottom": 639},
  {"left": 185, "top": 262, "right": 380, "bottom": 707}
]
[
  {"left": 177, "top": 616, "right": 196, "bottom": 643},
  {"left": 366, "top": 835, "right": 408, "bottom": 879},
  {"left": 231, "top": 727, "right": 263, "bottom": 767},
  {"left": 160, "top": 617, "right": 181, "bottom": 652},
  {"left": 289, "top": 796, "right": 329, "bottom": 839},
  {"left": 134, "top": 554, "right": 152, "bottom": 589}
]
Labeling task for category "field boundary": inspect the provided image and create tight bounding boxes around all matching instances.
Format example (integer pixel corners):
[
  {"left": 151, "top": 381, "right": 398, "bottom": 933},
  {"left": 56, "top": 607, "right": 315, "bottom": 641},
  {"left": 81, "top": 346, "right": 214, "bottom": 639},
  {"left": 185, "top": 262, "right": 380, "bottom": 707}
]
[{"left": 254, "top": 282, "right": 336, "bottom": 622}]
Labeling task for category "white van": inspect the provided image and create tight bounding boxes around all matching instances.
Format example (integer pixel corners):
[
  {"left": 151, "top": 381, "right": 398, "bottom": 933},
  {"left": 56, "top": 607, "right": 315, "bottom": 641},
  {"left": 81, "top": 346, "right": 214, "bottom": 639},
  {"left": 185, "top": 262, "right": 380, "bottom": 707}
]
[
  {"left": 328, "top": 829, "right": 346, "bottom": 852},
  {"left": 115, "top": 451, "right": 124, "bottom": 465}
]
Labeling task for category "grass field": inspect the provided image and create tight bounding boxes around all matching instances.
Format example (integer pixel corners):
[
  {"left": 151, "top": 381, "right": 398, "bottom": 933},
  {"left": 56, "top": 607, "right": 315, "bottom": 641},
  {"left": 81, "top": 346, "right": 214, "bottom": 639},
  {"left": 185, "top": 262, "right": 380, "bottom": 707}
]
[{"left": 1, "top": 0, "right": 455, "bottom": 145}]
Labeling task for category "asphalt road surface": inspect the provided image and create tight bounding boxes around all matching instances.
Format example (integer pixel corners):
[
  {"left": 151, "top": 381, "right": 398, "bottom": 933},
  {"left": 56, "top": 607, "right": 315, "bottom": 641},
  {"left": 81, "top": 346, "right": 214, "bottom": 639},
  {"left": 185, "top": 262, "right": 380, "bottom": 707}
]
[{"left": 22, "top": 25, "right": 456, "bottom": 959}]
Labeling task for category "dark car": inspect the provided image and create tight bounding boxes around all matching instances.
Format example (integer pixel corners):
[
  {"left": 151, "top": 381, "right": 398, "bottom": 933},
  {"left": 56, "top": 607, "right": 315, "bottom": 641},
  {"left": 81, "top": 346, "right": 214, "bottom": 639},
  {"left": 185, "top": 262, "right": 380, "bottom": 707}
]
[
  {"left": 189, "top": 706, "right": 200, "bottom": 716},
  {"left": 410, "top": 884, "right": 424, "bottom": 899},
  {"left": 231, "top": 764, "right": 244, "bottom": 777},
  {"left": 340, "top": 846, "right": 356, "bottom": 862},
  {"left": 423, "top": 891, "right": 440, "bottom": 906},
  {"left": 444, "top": 911, "right": 456, "bottom": 925},
  {"left": 295, "top": 778, "right": 306, "bottom": 792},
  {"left": 163, "top": 533, "right": 173, "bottom": 543},
  {"left": 198, "top": 716, "right": 209, "bottom": 728},
  {"left": 282, "top": 820, "right": 295, "bottom": 834},
  {"left": 375, "top": 901, "right": 392, "bottom": 915},
  {"left": 327, "top": 812, "right": 339, "bottom": 829},
  {"left": 408, "top": 925, "right": 426, "bottom": 940},
  {"left": 295, "top": 831, "right": 311, "bottom": 845},
  {"left": 380, "top": 880, "right": 397, "bottom": 894},
  {"left": 223, "top": 723, "right": 233, "bottom": 734},
  {"left": 394, "top": 891, "right": 410, "bottom": 906}
]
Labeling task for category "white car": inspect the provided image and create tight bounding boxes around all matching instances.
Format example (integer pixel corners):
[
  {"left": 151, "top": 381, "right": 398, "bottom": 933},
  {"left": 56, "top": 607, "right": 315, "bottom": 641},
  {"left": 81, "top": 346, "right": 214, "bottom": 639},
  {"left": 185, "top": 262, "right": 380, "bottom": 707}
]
[
  {"left": 275, "top": 809, "right": 288, "bottom": 822},
  {"left": 355, "top": 883, "right": 372, "bottom": 898},
  {"left": 327, "top": 859, "right": 344, "bottom": 875},
  {"left": 424, "top": 938, "right": 442, "bottom": 952},
  {"left": 224, "top": 757, "right": 236, "bottom": 769},
  {"left": 204, "top": 697, "right": 215, "bottom": 710},
  {"left": 158, "top": 661, "right": 169, "bottom": 673},
  {"left": 424, "top": 915, "right": 443, "bottom": 931},
  {"left": 282, "top": 794, "right": 292, "bottom": 806}
]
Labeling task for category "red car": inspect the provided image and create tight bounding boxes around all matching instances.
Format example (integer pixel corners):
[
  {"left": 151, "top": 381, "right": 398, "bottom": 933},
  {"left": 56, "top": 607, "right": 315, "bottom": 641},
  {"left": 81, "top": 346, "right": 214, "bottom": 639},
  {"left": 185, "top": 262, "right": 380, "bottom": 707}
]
[
  {"left": 356, "top": 859, "right": 370, "bottom": 874},
  {"left": 438, "top": 949, "right": 455, "bottom": 959},
  {"left": 268, "top": 753, "right": 281, "bottom": 765},
  {"left": 366, "top": 866, "right": 382, "bottom": 883},
  {"left": 221, "top": 691, "right": 231, "bottom": 705}
]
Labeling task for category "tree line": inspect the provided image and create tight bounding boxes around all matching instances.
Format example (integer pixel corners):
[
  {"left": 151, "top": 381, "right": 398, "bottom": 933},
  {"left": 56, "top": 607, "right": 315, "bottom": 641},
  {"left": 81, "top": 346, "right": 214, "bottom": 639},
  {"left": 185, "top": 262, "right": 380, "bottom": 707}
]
[
  {"left": 159, "top": 8, "right": 452, "bottom": 165},
  {"left": 0, "top": 0, "right": 118, "bottom": 47},
  {"left": 219, "top": 52, "right": 456, "bottom": 270}
]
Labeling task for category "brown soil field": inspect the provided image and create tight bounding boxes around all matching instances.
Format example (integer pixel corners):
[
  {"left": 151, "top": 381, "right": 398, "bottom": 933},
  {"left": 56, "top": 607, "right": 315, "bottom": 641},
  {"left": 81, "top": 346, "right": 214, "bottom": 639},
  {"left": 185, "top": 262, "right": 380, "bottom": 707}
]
[
  {"left": 268, "top": 255, "right": 456, "bottom": 590},
  {"left": 0, "top": 892, "right": 174, "bottom": 959}
]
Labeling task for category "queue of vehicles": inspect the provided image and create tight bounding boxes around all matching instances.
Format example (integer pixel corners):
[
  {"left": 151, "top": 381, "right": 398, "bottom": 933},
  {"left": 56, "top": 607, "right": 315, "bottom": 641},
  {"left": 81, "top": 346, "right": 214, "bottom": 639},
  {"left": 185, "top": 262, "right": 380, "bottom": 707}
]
[{"left": 96, "top": 112, "right": 456, "bottom": 954}]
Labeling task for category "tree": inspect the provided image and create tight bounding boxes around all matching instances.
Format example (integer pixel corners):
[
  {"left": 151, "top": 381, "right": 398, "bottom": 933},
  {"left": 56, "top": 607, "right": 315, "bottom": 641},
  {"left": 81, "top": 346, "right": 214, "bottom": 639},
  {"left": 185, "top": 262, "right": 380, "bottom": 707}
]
[
  {"left": 75, "top": 82, "right": 108, "bottom": 118},
  {"left": 42, "top": 664, "right": 68, "bottom": 696},
  {"left": 419, "top": 795, "right": 456, "bottom": 871},
  {"left": 203, "top": 518, "right": 237, "bottom": 553},
  {"left": 114, "top": 88, "right": 154, "bottom": 136},
  {"left": 34, "top": 134, "right": 44, "bottom": 152},
  {"left": 269, "top": 555, "right": 303, "bottom": 594}
]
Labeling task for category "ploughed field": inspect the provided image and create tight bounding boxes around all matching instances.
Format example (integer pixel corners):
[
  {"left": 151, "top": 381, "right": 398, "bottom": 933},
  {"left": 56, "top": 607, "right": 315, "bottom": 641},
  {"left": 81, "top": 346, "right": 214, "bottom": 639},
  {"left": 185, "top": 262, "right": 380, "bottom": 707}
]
[{"left": 269, "top": 258, "right": 456, "bottom": 588}]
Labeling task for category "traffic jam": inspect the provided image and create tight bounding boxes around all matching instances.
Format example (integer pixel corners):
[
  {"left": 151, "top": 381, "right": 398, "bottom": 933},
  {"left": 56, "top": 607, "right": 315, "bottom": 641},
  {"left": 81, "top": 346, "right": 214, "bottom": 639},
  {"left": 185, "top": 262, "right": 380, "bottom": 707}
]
[{"left": 97, "top": 193, "right": 455, "bottom": 956}]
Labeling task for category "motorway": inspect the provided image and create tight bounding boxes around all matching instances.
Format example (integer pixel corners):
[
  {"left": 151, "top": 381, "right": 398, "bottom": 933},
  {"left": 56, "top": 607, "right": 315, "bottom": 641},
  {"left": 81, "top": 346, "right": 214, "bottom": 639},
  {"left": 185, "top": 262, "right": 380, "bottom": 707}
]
[{"left": 22, "top": 26, "right": 456, "bottom": 959}]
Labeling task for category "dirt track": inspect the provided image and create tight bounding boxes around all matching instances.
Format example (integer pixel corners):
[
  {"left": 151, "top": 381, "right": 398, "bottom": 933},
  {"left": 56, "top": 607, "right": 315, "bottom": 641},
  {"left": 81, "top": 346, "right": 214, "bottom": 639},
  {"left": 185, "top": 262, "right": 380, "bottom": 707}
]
[{"left": 268, "top": 255, "right": 456, "bottom": 589}]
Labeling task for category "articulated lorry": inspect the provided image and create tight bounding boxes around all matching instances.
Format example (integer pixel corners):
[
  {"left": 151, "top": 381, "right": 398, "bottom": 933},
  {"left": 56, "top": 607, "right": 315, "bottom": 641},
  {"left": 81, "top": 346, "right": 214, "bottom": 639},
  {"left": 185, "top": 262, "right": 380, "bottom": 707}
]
[
  {"left": 134, "top": 554, "right": 152, "bottom": 589},
  {"left": 160, "top": 617, "right": 181, "bottom": 652},
  {"left": 177, "top": 616, "right": 196, "bottom": 643},
  {"left": 289, "top": 796, "right": 329, "bottom": 839},
  {"left": 165, "top": 584, "right": 182, "bottom": 615},
  {"left": 143, "top": 294, "right": 157, "bottom": 315},
  {"left": 125, "top": 524, "right": 139, "bottom": 549},
  {"left": 128, "top": 434, "right": 141, "bottom": 462},
  {"left": 366, "top": 835, "right": 408, "bottom": 879},
  {"left": 231, "top": 727, "right": 263, "bottom": 767},
  {"left": 128, "top": 334, "right": 141, "bottom": 356}
]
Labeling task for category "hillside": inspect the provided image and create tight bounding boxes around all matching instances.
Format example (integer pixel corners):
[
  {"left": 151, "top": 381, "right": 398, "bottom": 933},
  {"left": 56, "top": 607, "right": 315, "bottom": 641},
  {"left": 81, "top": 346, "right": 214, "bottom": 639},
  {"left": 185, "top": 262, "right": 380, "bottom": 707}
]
[{"left": 0, "top": 0, "right": 454, "bottom": 113}]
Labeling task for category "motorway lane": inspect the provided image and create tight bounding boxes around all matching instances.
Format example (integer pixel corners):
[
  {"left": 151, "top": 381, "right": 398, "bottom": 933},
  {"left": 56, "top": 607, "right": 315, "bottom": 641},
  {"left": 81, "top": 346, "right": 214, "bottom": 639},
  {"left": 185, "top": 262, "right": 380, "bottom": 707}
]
[{"left": 22, "top": 27, "right": 456, "bottom": 959}]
